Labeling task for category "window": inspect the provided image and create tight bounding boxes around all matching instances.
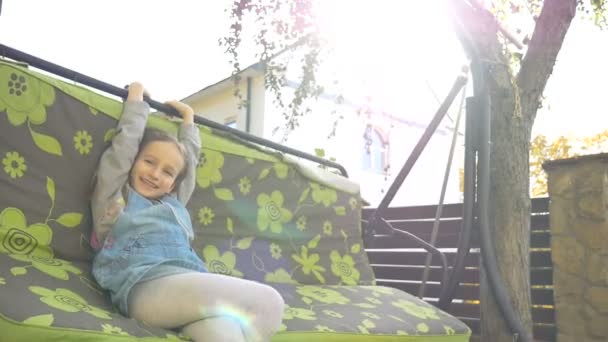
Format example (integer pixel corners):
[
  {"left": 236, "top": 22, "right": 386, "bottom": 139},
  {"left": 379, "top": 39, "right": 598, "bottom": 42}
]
[{"left": 362, "top": 125, "right": 389, "bottom": 174}]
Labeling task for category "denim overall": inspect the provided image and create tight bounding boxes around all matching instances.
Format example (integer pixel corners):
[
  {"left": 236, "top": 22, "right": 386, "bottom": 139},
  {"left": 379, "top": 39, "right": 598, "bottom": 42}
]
[{"left": 92, "top": 189, "right": 207, "bottom": 315}]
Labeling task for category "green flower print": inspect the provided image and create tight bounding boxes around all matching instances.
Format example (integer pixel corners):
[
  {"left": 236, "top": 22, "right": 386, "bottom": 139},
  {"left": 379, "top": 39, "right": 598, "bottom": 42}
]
[
  {"left": 269, "top": 243, "right": 282, "bottom": 259},
  {"left": 315, "top": 325, "right": 335, "bottom": 332},
  {"left": 349, "top": 197, "right": 359, "bottom": 210},
  {"left": 198, "top": 207, "right": 215, "bottom": 226},
  {"left": 296, "top": 216, "right": 307, "bottom": 231},
  {"left": 202, "top": 245, "right": 243, "bottom": 277},
  {"left": 392, "top": 299, "right": 440, "bottom": 320},
  {"left": 256, "top": 191, "right": 293, "bottom": 234},
  {"left": 273, "top": 163, "right": 289, "bottom": 179},
  {"left": 102, "top": 324, "right": 130, "bottom": 336},
  {"left": 292, "top": 246, "right": 326, "bottom": 283},
  {"left": 264, "top": 268, "right": 298, "bottom": 284},
  {"left": 444, "top": 325, "right": 456, "bottom": 335},
  {"left": 196, "top": 149, "right": 224, "bottom": 188},
  {"left": 29, "top": 286, "right": 111, "bottom": 319},
  {"left": 310, "top": 182, "right": 337, "bottom": 207},
  {"left": 10, "top": 254, "right": 81, "bottom": 280},
  {"left": 417, "top": 323, "right": 430, "bottom": 333},
  {"left": 322, "top": 220, "right": 333, "bottom": 235},
  {"left": 365, "top": 286, "right": 395, "bottom": 295},
  {"left": 322, "top": 309, "right": 343, "bottom": 318},
  {"left": 330, "top": 251, "right": 360, "bottom": 285},
  {"left": 365, "top": 296, "right": 382, "bottom": 305},
  {"left": 2, "top": 151, "right": 27, "bottom": 179},
  {"left": 0, "top": 67, "right": 55, "bottom": 126},
  {"left": 357, "top": 319, "right": 375, "bottom": 334},
  {"left": 165, "top": 333, "right": 192, "bottom": 341},
  {"left": 283, "top": 305, "right": 316, "bottom": 320},
  {"left": 362, "top": 312, "right": 381, "bottom": 320},
  {"left": 239, "top": 177, "right": 251, "bottom": 195},
  {"left": 397, "top": 330, "right": 409, "bottom": 335},
  {"left": 0, "top": 207, "right": 53, "bottom": 257},
  {"left": 296, "top": 286, "right": 350, "bottom": 304},
  {"left": 73, "top": 130, "right": 93, "bottom": 155},
  {"left": 0, "top": 277, "right": 5, "bottom": 285}
]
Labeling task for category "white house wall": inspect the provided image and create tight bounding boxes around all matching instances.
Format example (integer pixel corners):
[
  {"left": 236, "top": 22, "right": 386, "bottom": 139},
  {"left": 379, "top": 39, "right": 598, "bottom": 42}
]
[{"left": 262, "top": 84, "right": 464, "bottom": 207}]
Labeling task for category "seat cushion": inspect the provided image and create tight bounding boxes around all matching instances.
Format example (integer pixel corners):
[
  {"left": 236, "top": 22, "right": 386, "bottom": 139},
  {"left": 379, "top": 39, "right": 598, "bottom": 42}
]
[
  {"left": 0, "top": 252, "right": 188, "bottom": 341},
  {"left": 273, "top": 283, "right": 471, "bottom": 341},
  {"left": 0, "top": 250, "right": 469, "bottom": 341}
]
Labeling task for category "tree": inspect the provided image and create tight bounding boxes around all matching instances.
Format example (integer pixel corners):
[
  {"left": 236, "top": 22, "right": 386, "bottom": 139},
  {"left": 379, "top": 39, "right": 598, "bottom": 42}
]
[{"left": 222, "top": 0, "right": 607, "bottom": 340}]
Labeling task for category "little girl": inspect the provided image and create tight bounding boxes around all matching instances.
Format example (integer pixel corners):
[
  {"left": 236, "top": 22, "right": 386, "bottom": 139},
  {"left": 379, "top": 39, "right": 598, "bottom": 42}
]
[{"left": 91, "top": 82, "right": 285, "bottom": 342}]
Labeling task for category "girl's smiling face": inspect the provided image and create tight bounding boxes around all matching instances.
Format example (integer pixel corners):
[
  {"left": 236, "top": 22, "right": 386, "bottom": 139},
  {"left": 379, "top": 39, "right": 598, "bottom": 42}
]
[{"left": 129, "top": 141, "right": 185, "bottom": 199}]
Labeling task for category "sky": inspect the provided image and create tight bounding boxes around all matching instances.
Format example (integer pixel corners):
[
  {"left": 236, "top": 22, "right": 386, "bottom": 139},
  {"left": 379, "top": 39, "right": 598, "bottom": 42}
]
[{"left": 1, "top": 0, "right": 606, "bottom": 140}]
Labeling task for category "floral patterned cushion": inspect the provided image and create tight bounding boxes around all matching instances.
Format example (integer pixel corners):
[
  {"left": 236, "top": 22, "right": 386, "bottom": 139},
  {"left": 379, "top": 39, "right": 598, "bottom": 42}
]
[{"left": 0, "top": 60, "right": 470, "bottom": 341}]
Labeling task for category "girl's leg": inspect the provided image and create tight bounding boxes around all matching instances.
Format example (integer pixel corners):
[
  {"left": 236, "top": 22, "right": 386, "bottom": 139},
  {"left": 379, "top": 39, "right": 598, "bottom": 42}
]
[
  {"left": 128, "top": 272, "right": 285, "bottom": 342},
  {"left": 182, "top": 317, "right": 245, "bottom": 342}
]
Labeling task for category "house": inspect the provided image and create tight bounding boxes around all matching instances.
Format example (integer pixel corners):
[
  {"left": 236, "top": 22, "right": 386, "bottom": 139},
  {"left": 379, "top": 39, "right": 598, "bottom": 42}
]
[{"left": 181, "top": 60, "right": 465, "bottom": 207}]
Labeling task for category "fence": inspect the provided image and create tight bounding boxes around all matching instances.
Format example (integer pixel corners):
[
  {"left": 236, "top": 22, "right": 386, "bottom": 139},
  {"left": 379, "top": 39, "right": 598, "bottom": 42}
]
[{"left": 362, "top": 197, "right": 555, "bottom": 341}]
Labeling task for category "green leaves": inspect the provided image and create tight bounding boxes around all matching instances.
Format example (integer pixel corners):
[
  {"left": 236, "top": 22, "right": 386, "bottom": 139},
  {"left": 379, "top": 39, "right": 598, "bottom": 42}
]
[
  {"left": 307, "top": 234, "right": 321, "bottom": 249},
  {"left": 23, "top": 314, "right": 54, "bottom": 327},
  {"left": 298, "top": 188, "right": 310, "bottom": 204},
  {"left": 258, "top": 168, "right": 270, "bottom": 180},
  {"left": 103, "top": 128, "right": 117, "bottom": 142},
  {"left": 56, "top": 213, "right": 82, "bottom": 228},
  {"left": 31, "top": 129, "right": 62, "bottom": 156},
  {"left": 236, "top": 237, "right": 254, "bottom": 250},
  {"left": 226, "top": 217, "right": 234, "bottom": 234},
  {"left": 46, "top": 177, "right": 55, "bottom": 202},
  {"left": 214, "top": 188, "right": 234, "bottom": 201},
  {"left": 11, "top": 267, "right": 27, "bottom": 276}
]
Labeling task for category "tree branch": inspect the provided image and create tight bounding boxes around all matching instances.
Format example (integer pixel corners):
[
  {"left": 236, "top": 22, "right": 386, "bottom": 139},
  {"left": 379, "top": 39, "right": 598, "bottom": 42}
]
[{"left": 517, "top": 0, "right": 577, "bottom": 124}]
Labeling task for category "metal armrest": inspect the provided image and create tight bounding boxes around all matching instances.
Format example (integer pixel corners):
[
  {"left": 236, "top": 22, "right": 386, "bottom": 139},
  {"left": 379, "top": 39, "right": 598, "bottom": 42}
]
[{"left": 364, "top": 217, "right": 450, "bottom": 308}]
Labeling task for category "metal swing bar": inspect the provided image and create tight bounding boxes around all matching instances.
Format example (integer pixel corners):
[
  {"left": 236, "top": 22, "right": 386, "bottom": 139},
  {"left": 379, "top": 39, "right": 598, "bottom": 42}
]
[
  {"left": 0, "top": 43, "right": 348, "bottom": 177},
  {"left": 363, "top": 71, "right": 468, "bottom": 308}
]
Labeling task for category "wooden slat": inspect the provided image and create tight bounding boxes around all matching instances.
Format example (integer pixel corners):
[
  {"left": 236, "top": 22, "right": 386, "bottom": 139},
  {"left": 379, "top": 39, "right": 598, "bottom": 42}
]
[
  {"left": 531, "top": 197, "right": 550, "bottom": 213},
  {"left": 431, "top": 302, "right": 554, "bottom": 324},
  {"left": 377, "top": 283, "right": 552, "bottom": 306},
  {"left": 531, "top": 288, "right": 554, "bottom": 306},
  {"left": 531, "top": 251, "right": 552, "bottom": 267},
  {"left": 464, "top": 321, "right": 555, "bottom": 341},
  {"left": 372, "top": 265, "right": 478, "bottom": 283},
  {"left": 531, "top": 268, "right": 553, "bottom": 285},
  {"left": 362, "top": 203, "right": 464, "bottom": 220},
  {"left": 531, "top": 214, "right": 550, "bottom": 231},
  {"left": 366, "top": 250, "right": 479, "bottom": 267},
  {"left": 362, "top": 197, "right": 549, "bottom": 221},
  {"left": 367, "top": 250, "right": 551, "bottom": 268},
  {"left": 531, "top": 231, "right": 550, "bottom": 248},
  {"left": 377, "top": 280, "right": 480, "bottom": 300},
  {"left": 371, "top": 213, "right": 548, "bottom": 233},
  {"left": 370, "top": 232, "right": 474, "bottom": 249},
  {"left": 382, "top": 219, "right": 463, "bottom": 236},
  {"left": 371, "top": 265, "right": 552, "bottom": 287},
  {"left": 368, "top": 220, "right": 548, "bottom": 248}
]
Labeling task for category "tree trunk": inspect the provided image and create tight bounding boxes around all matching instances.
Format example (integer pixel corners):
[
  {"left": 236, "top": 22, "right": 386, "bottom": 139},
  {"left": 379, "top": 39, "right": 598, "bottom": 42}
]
[
  {"left": 481, "top": 62, "right": 534, "bottom": 341},
  {"left": 449, "top": 0, "right": 577, "bottom": 340}
]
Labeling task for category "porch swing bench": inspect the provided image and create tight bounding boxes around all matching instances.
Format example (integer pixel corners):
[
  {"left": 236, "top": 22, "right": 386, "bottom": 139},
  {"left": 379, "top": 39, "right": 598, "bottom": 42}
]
[{"left": 0, "top": 50, "right": 471, "bottom": 341}]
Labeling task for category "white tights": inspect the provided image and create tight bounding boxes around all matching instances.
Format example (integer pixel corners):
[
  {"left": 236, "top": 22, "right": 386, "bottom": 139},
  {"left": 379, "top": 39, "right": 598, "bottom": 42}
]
[{"left": 127, "top": 272, "right": 285, "bottom": 342}]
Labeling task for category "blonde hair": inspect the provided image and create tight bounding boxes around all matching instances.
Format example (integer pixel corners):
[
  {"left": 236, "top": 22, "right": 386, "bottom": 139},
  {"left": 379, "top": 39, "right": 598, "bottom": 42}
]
[{"left": 136, "top": 128, "right": 190, "bottom": 190}]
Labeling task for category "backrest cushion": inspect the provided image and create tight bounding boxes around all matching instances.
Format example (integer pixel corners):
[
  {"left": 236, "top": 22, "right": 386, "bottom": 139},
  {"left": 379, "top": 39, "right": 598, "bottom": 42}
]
[{"left": 0, "top": 60, "right": 376, "bottom": 286}]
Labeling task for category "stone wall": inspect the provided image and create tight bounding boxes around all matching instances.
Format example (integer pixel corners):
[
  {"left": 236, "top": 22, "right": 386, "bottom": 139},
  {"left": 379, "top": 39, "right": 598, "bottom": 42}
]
[{"left": 544, "top": 153, "right": 608, "bottom": 342}]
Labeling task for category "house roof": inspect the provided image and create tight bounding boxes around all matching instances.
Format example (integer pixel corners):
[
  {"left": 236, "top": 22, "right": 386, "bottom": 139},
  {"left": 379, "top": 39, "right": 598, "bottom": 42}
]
[
  {"left": 180, "top": 62, "right": 266, "bottom": 104},
  {"left": 180, "top": 35, "right": 314, "bottom": 104}
]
